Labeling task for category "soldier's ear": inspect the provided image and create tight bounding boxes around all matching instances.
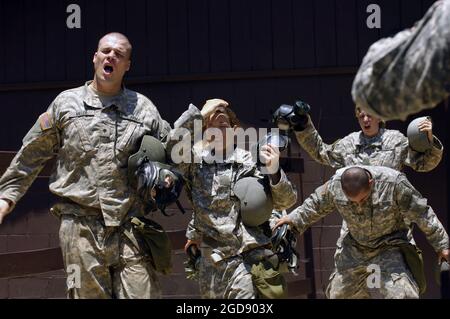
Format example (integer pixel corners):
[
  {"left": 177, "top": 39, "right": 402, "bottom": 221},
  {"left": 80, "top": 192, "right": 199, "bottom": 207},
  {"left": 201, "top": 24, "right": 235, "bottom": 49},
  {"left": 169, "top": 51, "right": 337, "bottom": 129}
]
[{"left": 368, "top": 178, "right": 374, "bottom": 188}]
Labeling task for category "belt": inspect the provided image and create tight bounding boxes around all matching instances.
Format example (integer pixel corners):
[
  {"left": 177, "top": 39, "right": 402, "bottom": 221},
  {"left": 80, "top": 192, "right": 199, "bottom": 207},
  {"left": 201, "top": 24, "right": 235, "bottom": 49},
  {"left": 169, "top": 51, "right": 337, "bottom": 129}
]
[{"left": 51, "top": 199, "right": 102, "bottom": 218}]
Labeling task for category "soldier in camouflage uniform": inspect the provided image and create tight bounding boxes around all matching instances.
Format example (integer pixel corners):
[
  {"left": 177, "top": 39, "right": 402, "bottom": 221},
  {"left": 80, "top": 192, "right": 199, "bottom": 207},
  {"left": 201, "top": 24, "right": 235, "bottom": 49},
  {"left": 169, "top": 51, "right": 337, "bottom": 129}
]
[
  {"left": 167, "top": 99, "right": 297, "bottom": 298},
  {"left": 0, "top": 33, "right": 170, "bottom": 299},
  {"left": 274, "top": 166, "right": 450, "bottom": 298},
  {"left": 295, "top": 107, "right": 443, "bottom": 172},
  {"left": 294, "top": 106, "right": 443, "bottom": 294},
  {"left": 352, "top": 0, "right": 450, "bottom": 121}
]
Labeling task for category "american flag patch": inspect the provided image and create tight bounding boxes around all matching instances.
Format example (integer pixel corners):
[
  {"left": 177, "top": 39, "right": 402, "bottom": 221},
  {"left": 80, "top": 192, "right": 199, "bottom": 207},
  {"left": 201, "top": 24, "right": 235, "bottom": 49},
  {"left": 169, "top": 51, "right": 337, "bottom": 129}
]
[{"left": 38, "top": 112, "right": 53, "bottom": 131}]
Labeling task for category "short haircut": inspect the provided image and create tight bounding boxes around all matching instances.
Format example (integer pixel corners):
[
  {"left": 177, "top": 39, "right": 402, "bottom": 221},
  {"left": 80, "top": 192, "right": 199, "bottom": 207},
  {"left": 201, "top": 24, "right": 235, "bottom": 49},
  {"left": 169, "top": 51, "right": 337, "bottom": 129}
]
[
  {"left": 341, "top": 167, "right": 371, "bottom": 197},
  {"left": 97, "top": 32, "right": 133, "bottom": 59}
]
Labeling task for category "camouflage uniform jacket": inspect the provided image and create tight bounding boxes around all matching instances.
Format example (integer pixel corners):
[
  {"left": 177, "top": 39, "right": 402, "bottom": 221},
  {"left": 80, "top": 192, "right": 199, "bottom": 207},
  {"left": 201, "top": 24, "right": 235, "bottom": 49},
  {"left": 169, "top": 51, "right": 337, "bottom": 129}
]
[
  {"left": 295, "top": 118, "right": 443, "bottom": 172},
  {"left": 352, "top": 0, "right": 450, "bottom": 121},
  {"left": 0, "top": 81, "right": 170, "bottom": 226},
  {"left": 167, "top": 104, "right": 298, "bottom": 260},
  {"left": 289, "top": 166, "right": 449, "bottom": 254}
]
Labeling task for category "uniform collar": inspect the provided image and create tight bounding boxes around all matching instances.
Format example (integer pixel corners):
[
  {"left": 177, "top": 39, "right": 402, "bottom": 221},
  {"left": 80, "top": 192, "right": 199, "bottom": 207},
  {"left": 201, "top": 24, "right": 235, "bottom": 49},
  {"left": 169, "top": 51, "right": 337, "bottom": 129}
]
[
  {"left": 82, "top": 81, "right": 130, "bottom": 113},
  {"left": 356, "top": 128, "right": 385, "bottom": 147}
]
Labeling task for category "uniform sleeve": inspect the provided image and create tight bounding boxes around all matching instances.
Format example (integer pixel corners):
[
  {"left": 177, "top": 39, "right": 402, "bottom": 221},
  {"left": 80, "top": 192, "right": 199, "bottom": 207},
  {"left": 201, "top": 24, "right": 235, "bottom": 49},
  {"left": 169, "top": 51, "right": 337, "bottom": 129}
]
[
  {"left": 159, "top": 119, "right": 172, "bottom": 143},
  {"left": 294, "top": 116, "right": 346, "bottom": 168},
  {"left": 143, "top": 97, "right": 172, "bottom": 143},
  {"left": 404, "top": 135, "right": 444, "bottom": 172},
  {"left": 166, "top": 104, "right": 203, "bottom": 177},
  {"left": 186, "top": 212, "right": 202, "bottom": 242},
  {"left": 288, "top": 182, "right": 336, "bottom": 235},
  {"left": 269, "top": 210, "right": 286, "bottom": 230},
  {"left": 0, "top": 101, "right": 59, "bottom": 210},
  {"left": 395, "top": 174, "right": 449, "bottom": 252},
  {"left": 239, "top": 152, "right": 298, "bottom": 212},
  {"left": 351, "top": 0, "right": 450, "bottom": 121},
  {"left": 269, "top": 169, "right": 298, "bottom": 211}
]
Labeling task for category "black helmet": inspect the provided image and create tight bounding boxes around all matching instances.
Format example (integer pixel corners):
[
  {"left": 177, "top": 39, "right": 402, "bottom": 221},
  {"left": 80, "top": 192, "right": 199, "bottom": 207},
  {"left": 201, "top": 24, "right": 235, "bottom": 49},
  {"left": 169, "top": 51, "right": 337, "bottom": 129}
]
[
  {"left": 128, "top": 135, "right": 184, "bottom": 215},
  {"left": 271, "top": 223, "right": 300, "bottom": 273}
]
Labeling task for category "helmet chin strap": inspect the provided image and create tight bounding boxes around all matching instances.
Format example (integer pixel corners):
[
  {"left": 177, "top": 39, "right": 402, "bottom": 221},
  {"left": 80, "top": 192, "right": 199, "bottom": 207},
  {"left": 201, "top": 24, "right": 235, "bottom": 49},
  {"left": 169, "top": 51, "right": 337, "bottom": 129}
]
[{"left": 271, "top": 223, "right": 300, "bottom": 274}]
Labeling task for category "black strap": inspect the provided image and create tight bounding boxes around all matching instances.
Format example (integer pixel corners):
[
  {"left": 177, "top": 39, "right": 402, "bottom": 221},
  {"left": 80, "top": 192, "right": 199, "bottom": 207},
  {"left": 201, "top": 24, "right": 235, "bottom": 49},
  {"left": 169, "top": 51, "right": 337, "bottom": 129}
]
[{"left": 175, "top": 200, "right": 187, "bottom": 214}]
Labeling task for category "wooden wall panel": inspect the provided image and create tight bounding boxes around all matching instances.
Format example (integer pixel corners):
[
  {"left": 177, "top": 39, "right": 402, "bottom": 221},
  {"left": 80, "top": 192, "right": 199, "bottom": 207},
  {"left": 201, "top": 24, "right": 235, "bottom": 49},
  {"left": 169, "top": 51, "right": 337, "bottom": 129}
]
[
  {"left": 44, "top": 0, "right": 66, "bottom": 81},
  {"left": 209, "top": 0, "right": 231, "bottom": 73},
  {"left": 4, "top": 1, "right": 25, "bottom": 83},
  {"left": 231, "top": 80, "right": 256, "bottom": 125},
  {"left": 126, "top": 0, "right": 147, "bottom": 77},
  {"left": 292, "top": 0, "right": 315, "bottom": 68},
  {"left": 336, "top": 0, "right": 358, "bottom": 66},
  {"left": 378, "top": 0, "right": 401, "bottom": 38},
  {"left": 250, "top": 0, "right": 272, "bottom": 71},
  {"left": 167, "top": 83, "right": 192, "bottom": 124},
  {"left": 272, "top": 0, "right": 295, "bottom": 70},
  {"left": 229, "top": 1, "right": 252, "bottom": 71},
  {"left": 147, "top": 0, "right": 168, "bottom": 75},
  {"left": 422, "top": 0, "right": 437, "bottom": 13},
  {"left": 0, "top": 0, "right": 4, "bottom": 83},
  {"left": 24, "top": 0, "right": 45, "bottom": 83},
  {"left": 401, "top": 0, "right": 423, "bottom": 29},
  {"left": 314, "top": 0, "right": 337, "bottom": 67},
  {"left": 64, "top": 0, "right": 86, "bottom": 81},
  {"left": 0, "top": 92, "right": 27, "bottom": 150},
  {"left": 187, "top": 0, "right": 209, "bottom": 74},
  {"left": 105, "top": 0, "right": 127, "bottom": 33},
  {"left": 356, "top": 0, "right": 381, "bottom": 63},
  {"left": 167, "top": 0, "right": 189, "bottom": 74},
  {"left": 84, "top": 0, "right": 106, "bottom": 79}
]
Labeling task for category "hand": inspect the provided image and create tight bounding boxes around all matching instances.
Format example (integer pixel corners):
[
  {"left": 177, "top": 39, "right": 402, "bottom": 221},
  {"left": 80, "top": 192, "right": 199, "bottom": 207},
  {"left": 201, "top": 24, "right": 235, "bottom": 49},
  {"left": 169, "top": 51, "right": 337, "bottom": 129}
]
[
  {"left": 0, "top": 199, "right": 11, "bottom": 224},
  {"left": 259, "top": 144, "right": 280, "bottom": 175},
  {"left": 272, "top": 215, "right": 294, "bottom": 232},
  {"left": 418, "top": 118, "right": 433, "bottom": 143},
  {"left": 200, "top": 99, "right": 229, "bottom": 119},
  {"left": 184, "top": 239, "right": 200, "bottom": 254},
  {"left": 438, "top": 249, "right": 450, "bottom": 263}
]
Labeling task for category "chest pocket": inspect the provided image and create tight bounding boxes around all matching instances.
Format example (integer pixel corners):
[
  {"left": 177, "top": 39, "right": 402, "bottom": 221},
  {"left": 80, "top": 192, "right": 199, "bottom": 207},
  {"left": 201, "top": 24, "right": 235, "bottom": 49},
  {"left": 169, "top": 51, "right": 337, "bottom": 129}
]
[
  {"left": 357, "top": 144, "right": 399, "bottom": 168},
  {"left": 64, "top": 112, "right": 95, "bottom": 153},
  {"left": 334, "top": 199, "right": 360, "bottom": 225},
  {"left": 372, "top": 200, "right": 399, "bottom": 229},
  {"left": 211, "top": 166, "right": 234, "bottom": 200},
  {"left": 115, "top": 116, "right": 149, "bottom": 156},
  {"left": 373, "top": 149, "right": 397, "bottom": 167}
]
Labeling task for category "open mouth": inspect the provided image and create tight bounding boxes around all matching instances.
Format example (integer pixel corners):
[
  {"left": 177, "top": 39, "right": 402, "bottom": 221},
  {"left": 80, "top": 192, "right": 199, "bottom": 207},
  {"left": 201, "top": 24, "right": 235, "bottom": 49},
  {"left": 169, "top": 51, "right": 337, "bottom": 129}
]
[
  {"left": 214, "top": 113, "right": 231, "bottom": 126},
  {"left": 104, "top": 65, "right": 114, "bottom": 74},
  {"left": 217, "top": 120, "right": 231, "bottom": 128}
]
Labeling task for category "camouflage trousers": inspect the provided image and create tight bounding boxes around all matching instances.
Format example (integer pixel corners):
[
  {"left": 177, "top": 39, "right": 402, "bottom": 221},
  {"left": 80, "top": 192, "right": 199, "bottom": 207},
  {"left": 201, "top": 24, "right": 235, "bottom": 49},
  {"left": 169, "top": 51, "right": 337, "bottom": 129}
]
[
  {"left": 58, "top": 214, "right": 162, "bottom": 299},
  {"left": 197, "top": 247, "right": 278, "bottom": 299},
  {"left": 326, "top": 242, "right": 419, "bottom": 299}
]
